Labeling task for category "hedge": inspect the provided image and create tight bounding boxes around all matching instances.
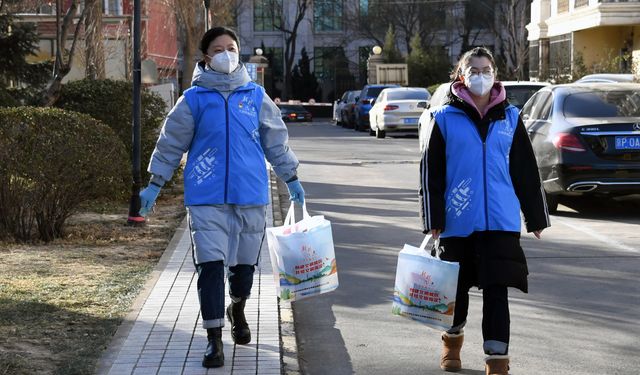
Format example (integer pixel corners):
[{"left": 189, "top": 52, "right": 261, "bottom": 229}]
[
  {"left": 54, "top": 79, "right": 167, "bottom": 183},
  {"left": 0, "top": 106, "right": 129, "bottom": 242}
]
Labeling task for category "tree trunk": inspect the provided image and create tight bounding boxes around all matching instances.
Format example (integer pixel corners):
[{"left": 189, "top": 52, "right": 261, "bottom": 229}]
[
  {"left": 85, "top": 0, "right": 105, "bottom": 79},
  {"left": 181, "top": 28, "right": 197, "bottom": 92},
  {"left": 41, "top": 0, "right": 86, "bottom": 106}
]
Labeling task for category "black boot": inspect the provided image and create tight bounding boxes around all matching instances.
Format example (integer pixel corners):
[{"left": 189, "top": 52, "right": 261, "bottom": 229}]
[
  {"left": 202, "top": 327, "right": 224, "bottom": 368},
  {"left": 226, "top": 298, "right": 251, "bottom": 345}
]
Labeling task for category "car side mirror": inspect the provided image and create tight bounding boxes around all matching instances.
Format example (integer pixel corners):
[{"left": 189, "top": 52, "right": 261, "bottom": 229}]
[{"left": 417, "top": 101, "right": 427, "bottom": 109}]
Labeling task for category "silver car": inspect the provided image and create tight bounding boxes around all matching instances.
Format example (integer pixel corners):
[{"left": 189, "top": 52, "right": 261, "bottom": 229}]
[{"left": 368, "top": 87, "right": 430, "bottom": 139}]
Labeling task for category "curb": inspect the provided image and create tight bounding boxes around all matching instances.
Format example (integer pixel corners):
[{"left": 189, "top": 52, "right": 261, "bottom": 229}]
[
  {"left": 94, "top": 217, "right": 189, "bottom": 375},
  {"left": 269, "top": 170, "right": 301, "bottom": 375}
]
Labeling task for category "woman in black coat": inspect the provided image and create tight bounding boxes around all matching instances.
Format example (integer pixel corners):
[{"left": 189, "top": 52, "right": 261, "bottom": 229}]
[{"left": 419, "top": 47, "right": 550, "bottom": 374}]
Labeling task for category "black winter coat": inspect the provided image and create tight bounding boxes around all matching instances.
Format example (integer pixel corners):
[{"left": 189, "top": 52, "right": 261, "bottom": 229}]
[{"left": 420, "top": 84, "right": 551, "bottom": 292}]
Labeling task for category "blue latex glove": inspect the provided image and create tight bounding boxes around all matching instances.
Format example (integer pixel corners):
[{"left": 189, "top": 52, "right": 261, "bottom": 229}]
[
  {"left": 139, "top": 184, "right": 161, "bottom": 217},
  {"left": 286, "top": 180, "right": 305, "bottom": 204}
]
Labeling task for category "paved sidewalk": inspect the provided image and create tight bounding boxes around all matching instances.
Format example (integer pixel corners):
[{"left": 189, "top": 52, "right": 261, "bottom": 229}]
[{"left": 96, "top": 186, "right": 283, "bottom": 375}]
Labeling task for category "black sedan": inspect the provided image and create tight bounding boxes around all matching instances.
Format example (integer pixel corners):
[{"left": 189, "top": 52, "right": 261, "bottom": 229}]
[
  {"left": 278, "top": 104, "right": 313, "bottom": 122},
  {"left": 521, "top": 83, "right": 640, "bottom": 213}
]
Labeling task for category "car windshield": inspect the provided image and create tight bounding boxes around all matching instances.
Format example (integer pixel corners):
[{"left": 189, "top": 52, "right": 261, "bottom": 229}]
[
  {"left": 387, "top": 91, "right": 430, "bottom": 100},
  {"left": 563, "top": 90, "right": 640, "bottom": 118},
  {"left": 366, "top": 87, "right": 387, "bottom": 98},
  {"left": 505, "top": 86, "right": 545, "bottom": 109}
]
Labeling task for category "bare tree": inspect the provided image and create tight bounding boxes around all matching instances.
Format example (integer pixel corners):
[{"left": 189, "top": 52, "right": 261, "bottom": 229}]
[
  {"left": 41, "top": 0, "right": 87, "bottom": 106},
  {"left": 207, "top": 0, "right": 244, "bottom": 27},
  {"left": 493, "top": 0, "right": 530, "bottom": 80},
  {"left": 265, "top": 0, "right": 310, "bottom": 100},
  {"left": 171, "top": 0, "right": 204, "bottom": 91},
  {"left": 84, "top": 0, "right": 105, "bottom": 79}
]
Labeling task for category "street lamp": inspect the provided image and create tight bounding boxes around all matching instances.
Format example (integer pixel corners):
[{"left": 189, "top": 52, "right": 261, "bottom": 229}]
[
  {"left": 127, "top": 0, "right": 143, "bottom": 225},
  {"left": 372, "top": 45, "right": 382, "bottom": 55},
  {"left": 255, "top": 48, "right": 263, "bottom": 56}
]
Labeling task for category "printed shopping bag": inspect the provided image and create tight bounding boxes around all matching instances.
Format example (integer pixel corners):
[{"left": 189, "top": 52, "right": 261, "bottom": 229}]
[
  {"left": 266, "top": 202, "right": 338, "bottom": 301},
  {"left": 392, "top": 234, "right": 459, "bottom": 330}
]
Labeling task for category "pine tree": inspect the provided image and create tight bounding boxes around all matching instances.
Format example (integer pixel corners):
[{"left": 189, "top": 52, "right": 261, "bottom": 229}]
[
  {"left": 406, "top": 34, "right": 451, "bottom": 88},
  {"left": 382, "top": 25, "right": 403, "bottom": 63},
  {"left": 291, "top": 48, "right": 319, "bottom": 101}
]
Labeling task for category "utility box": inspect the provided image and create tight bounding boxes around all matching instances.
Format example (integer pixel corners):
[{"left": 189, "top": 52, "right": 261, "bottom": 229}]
[{"left": 376, "top": 64, "right": 409, "bottom": 86}]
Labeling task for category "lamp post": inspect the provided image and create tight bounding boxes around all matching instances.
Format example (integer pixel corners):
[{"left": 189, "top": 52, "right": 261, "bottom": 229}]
[
  {"left": 127, "top": 0, "right": 143, "bottom": 225},
  {"left": 367, "top": 45, "right": 383, "bottom": 84}
]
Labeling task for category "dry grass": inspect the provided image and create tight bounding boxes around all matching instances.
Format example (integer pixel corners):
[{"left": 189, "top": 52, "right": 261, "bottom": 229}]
[{"left": 0, "top": 188, "right": 186, "bottom": 375}]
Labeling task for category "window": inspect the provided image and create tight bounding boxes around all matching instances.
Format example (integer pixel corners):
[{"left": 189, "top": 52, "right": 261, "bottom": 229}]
[
  {"left": 103, "top": 0, "right": 122, "bottom": 15},
  {"left": 254, "top": 0, "right": 282, "bottom": 32},
  {"left": 359, "top": 0, "right": 368, "bottom": 17},
  {"left": 314, "top": 47, "right": 343, "bottom": 80},
  {"left": 465, "top": 2, "right": 493, "bottom": 30},
  {"left": 529, "top": 41, "right": 540, "bottom": 79},
  {"left": 557, "top": 0, "right": 569, "bottom": 13},
  {"left": 314, "top": 0, "right": 343, "bottom": 32},
  {"left": 549, "top": 34, "right": 571, "bottom": 77},
  {"left": 575, "top": 0, "right": 589, "bottom": 7}
]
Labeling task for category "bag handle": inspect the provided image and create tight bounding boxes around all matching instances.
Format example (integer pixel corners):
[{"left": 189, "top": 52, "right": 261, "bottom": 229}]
[
  {"left": 283, "top": 201, "right": 312, "bottom": 231},
  {"left": 419, "top": 233, "right": 440, "bottom": 257}
]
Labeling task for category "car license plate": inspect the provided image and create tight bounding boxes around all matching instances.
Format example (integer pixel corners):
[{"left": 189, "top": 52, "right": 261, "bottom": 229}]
[
  {"left": 615, "top": 136, "right": 640, "bottom": 150},
  {"left": 404, "top": 118, "right": 418, "bottom": 124}
]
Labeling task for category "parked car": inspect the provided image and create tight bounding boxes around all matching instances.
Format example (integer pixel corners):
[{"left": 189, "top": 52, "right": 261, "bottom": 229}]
[
  {"left": 502, "top": 81, "right": 551, "bottom": 109},
  {"left": 353, "top": 84, "right": 399, "bottom": 131},
  {"left": 278, "top": 104, "right": 313, "bottom": 122},
  {"left": 368, "top": 87, "right": 430, "bottom": 138},
  {"left": 419, "top": 81, "right": 549, "bottom": 151},
  {"left": 334, "top": 90, "right": 359, "bottom": 127},
  {"left": 575, "top": 73, "right": 635, "bottom": 83},
  {"left": 520, "top": 82, "right": 640, "bottom": 213}
]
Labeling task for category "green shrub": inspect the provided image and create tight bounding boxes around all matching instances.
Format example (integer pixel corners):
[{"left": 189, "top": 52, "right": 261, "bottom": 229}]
[
  {"left": 0, "top": 87, "right": 18, "bottom": 107},
  {"left": 0, "top": 106, "right": 129, "bottom": 242},
  {"left": 54, "top": 79, "right": 167, "bottom": 183}
]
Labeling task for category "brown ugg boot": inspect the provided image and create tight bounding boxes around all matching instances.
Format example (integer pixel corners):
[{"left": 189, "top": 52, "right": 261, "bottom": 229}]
[
  {"left": 440, "top": 331, "right": 464, "bottom": 372},
  {"left": 485, "top": 355, "right": 509, "bottom": 375}
]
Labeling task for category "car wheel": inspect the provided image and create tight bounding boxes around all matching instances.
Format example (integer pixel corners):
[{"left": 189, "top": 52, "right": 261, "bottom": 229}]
[
  {"left": 545, "top": 192, "right": 559, "bottom": 214},
  {"left": 376, "top": 128, "right": 386, "bottom": 139}
]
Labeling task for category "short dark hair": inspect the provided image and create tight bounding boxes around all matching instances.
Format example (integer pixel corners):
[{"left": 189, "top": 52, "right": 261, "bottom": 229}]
[
  {"left": 199, "top": 27, "right": 240, "bottom": 55},
  {"left": 450, "top": 46, "right": 497, "bottom": 81}
]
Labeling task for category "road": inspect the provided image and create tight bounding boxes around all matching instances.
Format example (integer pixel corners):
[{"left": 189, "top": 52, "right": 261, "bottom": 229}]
[{"left": 283, "top": 120, "right": 640, "bottom": 375}]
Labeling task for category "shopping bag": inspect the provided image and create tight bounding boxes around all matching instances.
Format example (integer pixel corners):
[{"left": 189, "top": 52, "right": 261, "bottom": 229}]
[
  {"left": 266, "top": 202, "right": 338, "bottom": 301},
  {"left": 392, "top": 234, "right": 459, "bottom": 330}
]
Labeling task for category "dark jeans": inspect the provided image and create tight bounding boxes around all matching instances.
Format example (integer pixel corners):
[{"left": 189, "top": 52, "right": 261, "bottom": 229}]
[
  {"left": 195, "top": 261, "right": 255, "bottom": 329},
  {"left": 440, "top": 235, "right": 510, "bottom": 355}
]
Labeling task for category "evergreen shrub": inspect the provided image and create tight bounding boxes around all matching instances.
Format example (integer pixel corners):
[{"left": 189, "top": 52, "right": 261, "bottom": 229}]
[{"left": 0, "top": 106, "right": 129, "bottom": 242}]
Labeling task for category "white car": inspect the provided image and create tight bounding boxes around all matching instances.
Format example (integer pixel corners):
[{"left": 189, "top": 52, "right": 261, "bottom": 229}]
[{"left": 368, "top": 87, "right": 431, "bottom": 138}]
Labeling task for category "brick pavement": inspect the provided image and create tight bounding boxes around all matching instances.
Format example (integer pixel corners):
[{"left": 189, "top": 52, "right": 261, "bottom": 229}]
[{"left": 96, "top": 185, "right": 283, "bottom": 375}]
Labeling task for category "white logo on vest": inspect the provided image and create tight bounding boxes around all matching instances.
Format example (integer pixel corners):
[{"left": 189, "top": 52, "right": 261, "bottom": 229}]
[
  {"left": 238, "top": 95, "right": 257, "bottom": 117},
  {"left": 447, "top": 178, "right": 474, "bottom": 218},
  {"left": 187, "top": 148, "right": 218, "bottom": 185}
]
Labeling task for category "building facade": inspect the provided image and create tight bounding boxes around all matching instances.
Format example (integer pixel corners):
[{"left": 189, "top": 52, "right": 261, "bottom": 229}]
[
  {"left": 235, "top": 0, "right": 497, "bottom": 101},
  {"left": 18, "top": 0, "right": 179, "bottom": 85},
  {"left": 527, "top": 0, "right": 640, "bottom": 81}
]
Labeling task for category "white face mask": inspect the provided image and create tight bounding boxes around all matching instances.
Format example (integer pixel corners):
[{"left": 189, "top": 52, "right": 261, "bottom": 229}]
[
  {"left": 465, "top": 72, "right": 494, "bottom": 97},
  {"left": 208, "top": 51, "right": 239, "bottom": 74}
]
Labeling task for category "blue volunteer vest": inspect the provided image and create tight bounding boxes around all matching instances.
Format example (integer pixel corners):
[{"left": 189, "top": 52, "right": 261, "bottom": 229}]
[
  {"left": 182, "top": 82, "right": 267, "bottom": 205},
  {"left": 433, "top": 104, "right": 522, "bottom": 238}
]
